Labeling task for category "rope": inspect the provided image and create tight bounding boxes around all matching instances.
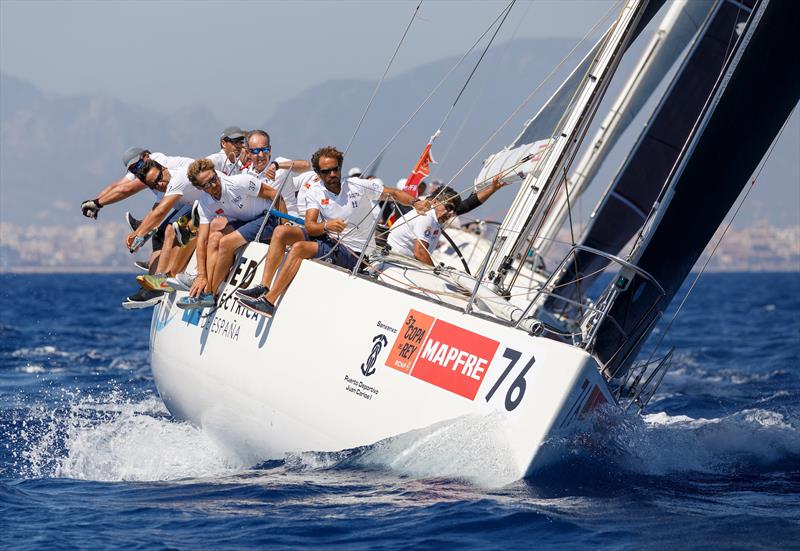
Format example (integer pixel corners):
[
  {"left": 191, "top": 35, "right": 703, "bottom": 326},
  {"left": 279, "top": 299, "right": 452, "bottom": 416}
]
[
  {"left": 344, "top": 0, "right": 423, "bottom": 156},
  {"left": 359, "top": 2, "right": 522, "bottom": 177}
]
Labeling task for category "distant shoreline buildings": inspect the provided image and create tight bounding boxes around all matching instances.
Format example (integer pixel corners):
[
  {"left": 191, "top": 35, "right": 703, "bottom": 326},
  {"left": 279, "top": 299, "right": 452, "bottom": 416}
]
[{"left": 1, "top": 220, "right": 797, "bottom": 273}]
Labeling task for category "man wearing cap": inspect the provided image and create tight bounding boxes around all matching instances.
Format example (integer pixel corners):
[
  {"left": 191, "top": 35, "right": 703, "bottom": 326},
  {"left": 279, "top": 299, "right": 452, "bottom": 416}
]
[
  {"left": 206, "top": 126, "right": 247, "bottom": 176},
  {"left": 80, "top": 147, "right": 194, "bottom": 221}
]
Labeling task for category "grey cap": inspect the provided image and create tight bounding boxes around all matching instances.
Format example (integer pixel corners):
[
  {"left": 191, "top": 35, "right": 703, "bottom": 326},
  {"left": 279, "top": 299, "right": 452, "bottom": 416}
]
[
  {"left": 122, "top": 147, "right": 145, "bottom": 169},
  {"left": 220, "top": 126, "right": 245, "bottom": 140}
]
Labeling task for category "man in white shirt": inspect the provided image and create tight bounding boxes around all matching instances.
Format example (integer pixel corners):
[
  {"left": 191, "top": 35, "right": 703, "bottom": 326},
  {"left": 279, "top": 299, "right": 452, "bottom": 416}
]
[
  {"left": 80, "top": 147, "right": 194, "bottom": 221},
  {"left": 241, "top": 129, "right": 310, "bottom": 216},
  {"left": 177, "top": 158, "right": 280, "bottom": 309},
  {"left": 206, "top": 126, "right": 247, "bottom": 176},
  {"left": 238, "top": 146, "right": 417, "bottom": 318},
  {"left": 387, "top": 186, "right": 461, "bottom": 265}
]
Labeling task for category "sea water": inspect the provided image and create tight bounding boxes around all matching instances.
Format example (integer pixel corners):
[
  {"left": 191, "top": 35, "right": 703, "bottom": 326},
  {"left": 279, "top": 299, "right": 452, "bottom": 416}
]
[{"left": 1, "top": 273, "right": 798, "bottom": 549}]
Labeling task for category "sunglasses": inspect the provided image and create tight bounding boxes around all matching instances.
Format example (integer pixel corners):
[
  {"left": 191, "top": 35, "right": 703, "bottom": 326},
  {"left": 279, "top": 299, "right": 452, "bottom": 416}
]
[
  {"left": 195, "top": 173, "right": 219, "bottom": 190},
  {"left": 248, "top": 146, "right": 271, "bottom": 155},
  {"left": 144, "top": 166, "right": 163, "bottom": 189},
  {"left": 223, "top": 137, "right": 245, "bottom": 144},
  {"left": 128, "top": 158, "right": 144, "bottom": 174},
  {"left": 318, "top": 165, "right": 341, "bottom": 175}
]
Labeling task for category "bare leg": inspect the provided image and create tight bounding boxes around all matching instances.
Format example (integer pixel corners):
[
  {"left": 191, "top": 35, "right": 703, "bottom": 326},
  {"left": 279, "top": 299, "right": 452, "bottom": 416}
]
[
  {"left": 155, "top": 224, "right": 176, "bottom": 274},
  {"left": 210, "top": 231, "right": 246, "bottom": 293},
  {"left": 147, "top": 250, "right": 161, "bottom": 275},
  {"left": 204, "top": 218, "right": 230, "bottom": 292},
  {"left": 265, "top": 241, "right": 318, "bottom": 304},
  {"left": 168, "top": 239, "right": 197, "bottom": 276},
  {"left": 260, "top": 225, "right": 305, "bottom": 289}
]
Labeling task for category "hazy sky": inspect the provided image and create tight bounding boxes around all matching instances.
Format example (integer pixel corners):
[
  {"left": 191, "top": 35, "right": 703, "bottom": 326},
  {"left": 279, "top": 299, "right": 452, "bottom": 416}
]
[{"left": 0, "top": 0, "right": 617, "bottom": 121}]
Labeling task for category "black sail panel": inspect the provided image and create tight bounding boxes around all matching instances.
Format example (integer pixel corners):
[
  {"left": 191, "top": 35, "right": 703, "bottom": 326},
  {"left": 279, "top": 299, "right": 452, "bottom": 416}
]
[
  {"left": 548, "top": 0, "right": 752, "bottom": 308},
  {"left": 594, "top": 0, "right": 800, "bottom": 377}
]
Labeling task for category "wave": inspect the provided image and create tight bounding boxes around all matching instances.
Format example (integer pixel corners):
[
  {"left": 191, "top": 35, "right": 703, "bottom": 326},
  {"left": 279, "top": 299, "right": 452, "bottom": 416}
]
[
  {"left": 7, "top": 390, "right": 798, "bottom": 486},
  {"left": 5, "top": 392, "right": 247, "bottom": 482}
]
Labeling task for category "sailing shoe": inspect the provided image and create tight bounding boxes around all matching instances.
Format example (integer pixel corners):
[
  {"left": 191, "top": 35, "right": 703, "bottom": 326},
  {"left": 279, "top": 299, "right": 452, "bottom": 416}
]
[
  {"left": 122, "top": 288, "right": 165, "bottom": 310},
  {"left": 191, "top": 200, "right": 200, "bottom": 229},
  {"left": 238, "top": 296, "right": 275, "bottom": 318},
  {"left": 138, "top": 274, "right": 175, "bottom": 293},
  {"left": 134, "top": 260, "right": 150, "bottom": 272},
  {"left": 172, "top": 220, "right": 194, "bottom": 247},
  {"left": 125, "top": 211, "right": 141, "bottom": 232},
  {"left": 234, "top": 284, "right": 269, "bottom": 299},
  {"left": 176, "top": 292, "right": 215, "bottom": 310},
  {"left": 166, "top": 272, "right": 196, "bottom": 291}
]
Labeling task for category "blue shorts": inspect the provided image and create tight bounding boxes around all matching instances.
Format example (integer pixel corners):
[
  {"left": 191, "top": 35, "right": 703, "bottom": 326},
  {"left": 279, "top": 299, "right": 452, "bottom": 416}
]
[
  {"left": 231, "top": 212, "right": 279, "bottom": 243},
  {"left": 314, "top": 236, "right": 360, "bottom": 271}
]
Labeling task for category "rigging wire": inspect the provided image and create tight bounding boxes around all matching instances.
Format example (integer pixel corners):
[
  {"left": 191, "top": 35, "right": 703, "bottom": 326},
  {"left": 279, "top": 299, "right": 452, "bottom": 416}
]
[
  {"left": 358, "top": 1, "right": 520, "bottom": 177},
  {"left": 344, "top": 0, "right": 423, "bottom": 156},
  {"left": 640, "top": 105, "right": 796, "bottom": 368}
]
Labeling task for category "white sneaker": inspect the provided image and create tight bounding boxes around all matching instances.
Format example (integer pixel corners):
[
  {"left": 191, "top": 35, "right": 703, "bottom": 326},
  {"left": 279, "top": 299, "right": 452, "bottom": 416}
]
[{"left": 167, "top": 272, "right": 196, "bottom": 291}]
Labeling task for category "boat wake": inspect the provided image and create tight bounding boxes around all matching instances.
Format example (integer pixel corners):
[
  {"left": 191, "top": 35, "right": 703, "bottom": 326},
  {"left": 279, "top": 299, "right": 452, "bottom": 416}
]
[{"left": 5, "top": 391, "right": 798, "bottom": 485}]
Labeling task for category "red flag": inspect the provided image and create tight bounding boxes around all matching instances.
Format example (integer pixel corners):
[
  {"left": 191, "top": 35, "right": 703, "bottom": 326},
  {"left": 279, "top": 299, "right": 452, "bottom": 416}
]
[{"left": 402, "top": 131, "right": 440, "bottom": 198}]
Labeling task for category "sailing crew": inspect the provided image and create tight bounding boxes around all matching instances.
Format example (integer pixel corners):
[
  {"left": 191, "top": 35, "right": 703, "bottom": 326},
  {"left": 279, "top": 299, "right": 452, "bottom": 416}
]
[
  {"left": 238, "top": 146, "right": 418, "bottom": 318},
  {"left": 241, "top": 129, "right": 311, "bottom": 217},
  {"left": 206, "top": 126, "right": 248, "bottom": 176},
  {"left": 386, "top": 186, "right": 461, "bottom": 265},
  {"left": 177, "top": 157, "right": 284, "bottom": 309}
]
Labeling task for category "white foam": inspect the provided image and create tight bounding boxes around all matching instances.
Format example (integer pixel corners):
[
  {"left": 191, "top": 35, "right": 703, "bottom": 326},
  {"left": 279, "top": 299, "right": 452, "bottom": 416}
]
[
  {"left": 18, "top": 393, "right": 249, "bottom": 482},
  {"left": 288, "top": 413, "right": 521, "bottom": 488},
  {"left": 605, "top": 408, "right": 800, "bottom": 475},
  {"left": 12, "top": 346, "right": 69, "bottom": 358}
]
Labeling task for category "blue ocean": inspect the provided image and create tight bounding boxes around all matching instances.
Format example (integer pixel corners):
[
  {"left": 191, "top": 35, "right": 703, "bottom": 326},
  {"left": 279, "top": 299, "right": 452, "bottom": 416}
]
[{"left": 1, "top": 273, "right": 798, "bottom": 549}]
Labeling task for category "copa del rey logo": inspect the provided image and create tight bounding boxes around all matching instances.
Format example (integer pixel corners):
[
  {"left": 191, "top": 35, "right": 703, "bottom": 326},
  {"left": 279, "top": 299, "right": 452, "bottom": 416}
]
[{"left": 385, "top": 309, "right": 500, "bottom": 400}]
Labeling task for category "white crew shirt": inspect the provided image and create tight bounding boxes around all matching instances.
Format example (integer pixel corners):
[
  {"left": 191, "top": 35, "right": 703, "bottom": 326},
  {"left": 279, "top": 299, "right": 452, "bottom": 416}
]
[
  {"left": 387, "top": 210, "right": 442, "bottom": 259},
  {"left": 197, "top": 171, "right": 271, "bottom": 224},
  {"left": 206, "top": 149, "right": 243, "bottom": 176},
  {"left": 162, "top": 168, "right": 204, "bottom": 207},
  {"left": 305, "top": 177, "right": 384, "bottom": 253},
  {"left": 242, "top": 157, "right": 299, "bottom": 216},
  {"left": 125, "top": 152, "right": 194, "bottom": 201},
  {"left": 294, "top": 170, "right": 323, "bottom": 218}
]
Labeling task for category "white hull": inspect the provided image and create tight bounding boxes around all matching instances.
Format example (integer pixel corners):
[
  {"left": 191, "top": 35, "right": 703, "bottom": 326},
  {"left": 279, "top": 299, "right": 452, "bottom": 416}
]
[{"left": 150, "top": 242, "right": 614, "bottom": 480}]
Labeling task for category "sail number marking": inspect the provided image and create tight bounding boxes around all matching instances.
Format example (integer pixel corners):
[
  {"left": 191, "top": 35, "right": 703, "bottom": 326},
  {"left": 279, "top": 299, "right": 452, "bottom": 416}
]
[{"left": 485, "top": 347, "right": 535, "bottom": 411}]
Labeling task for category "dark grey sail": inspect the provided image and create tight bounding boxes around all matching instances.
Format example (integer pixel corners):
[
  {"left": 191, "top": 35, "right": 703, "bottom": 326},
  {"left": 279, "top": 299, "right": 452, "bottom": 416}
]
[
  {"left": 592, "top": 0, "right": 800, "bottom": 380},
  {"left": 548, "top": 0, "right": 752, "bottom": 311}
]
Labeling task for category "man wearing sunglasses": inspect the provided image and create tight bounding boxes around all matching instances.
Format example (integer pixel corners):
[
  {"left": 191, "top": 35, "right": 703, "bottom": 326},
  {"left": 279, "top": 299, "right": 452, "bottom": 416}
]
[
  {"left": 206, "top": 126, "right": 247, "bottom": 176},
  {"left": 80, "top": 147, "right": 195, "bottom": 221},
  {"left": 177, "top": 158, "right": 281, "bottom": 309},
  {"left": 386, "top": 186, "right": 462, "bottom": 266},
  {"left": 238, "top": 146, "right": 417, "bottom": 318},
  {"left": 241, "top": 129, "right": 310, "bottom": 217}
]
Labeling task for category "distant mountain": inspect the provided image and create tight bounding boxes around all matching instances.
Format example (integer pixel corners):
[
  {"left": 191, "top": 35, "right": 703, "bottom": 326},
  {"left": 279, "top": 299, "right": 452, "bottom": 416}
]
[{"left": 1, "top": 35, "right": 797, "bottom": 236}]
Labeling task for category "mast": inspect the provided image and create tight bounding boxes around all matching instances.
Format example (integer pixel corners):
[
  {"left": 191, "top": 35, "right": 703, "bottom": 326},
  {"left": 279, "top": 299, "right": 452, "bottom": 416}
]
[
  {"left": 592, "top": 0, "right": 800, "bottom": 382},
  {"left": 486, "top": 0, "right": 649, "bottom": 293},
  {"left": 535, "top": 0, "right": 716, "bottom": 258}
]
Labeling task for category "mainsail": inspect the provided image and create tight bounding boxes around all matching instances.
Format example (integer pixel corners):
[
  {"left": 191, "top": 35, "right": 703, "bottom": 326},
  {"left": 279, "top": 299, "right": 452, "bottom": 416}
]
[
  {"left": 535, "top": 0, "right": 717, "bottom": 259},
  {"left": 592, "top": 0, "right": 800, "bottom": 381},
  {"left": 548, "top": 0, "right": 753, "bottom": 310},
  {"left": 480, "top": 0, "right": 666, "bottom": 292}
]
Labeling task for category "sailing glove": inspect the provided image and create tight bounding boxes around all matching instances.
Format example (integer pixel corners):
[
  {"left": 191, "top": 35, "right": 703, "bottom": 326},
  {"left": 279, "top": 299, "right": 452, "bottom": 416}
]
[{"left": 81, "top": 198, "right": 102, "bottom": 219}]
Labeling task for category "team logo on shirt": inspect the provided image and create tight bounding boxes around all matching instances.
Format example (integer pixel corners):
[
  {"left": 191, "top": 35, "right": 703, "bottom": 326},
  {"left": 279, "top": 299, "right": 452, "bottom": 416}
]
[
  {"left": 249, "top": 180, "right": 257, "bottom": 192},
  {"left": 321, "top": 198, "right": 330, "bottom": 206},
  {"left": 216, "top": 208, "right": 225, "bottom": 215}
]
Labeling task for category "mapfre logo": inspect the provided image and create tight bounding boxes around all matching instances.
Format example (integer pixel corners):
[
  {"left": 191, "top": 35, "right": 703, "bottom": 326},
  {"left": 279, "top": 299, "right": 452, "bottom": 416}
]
[{"left": 386, "top": 310, "right": 499, "bottom": 400}]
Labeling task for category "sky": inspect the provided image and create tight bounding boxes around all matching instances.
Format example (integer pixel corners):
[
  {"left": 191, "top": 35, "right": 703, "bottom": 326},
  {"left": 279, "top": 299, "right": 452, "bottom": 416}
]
[{"left": 0, "top": 0, "right": 619, "bottom": 122}]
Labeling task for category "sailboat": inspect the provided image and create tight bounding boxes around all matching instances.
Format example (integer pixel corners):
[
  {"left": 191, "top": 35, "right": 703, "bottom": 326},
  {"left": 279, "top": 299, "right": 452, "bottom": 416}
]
[{"left": 147, "top": 0, "right": 799, "bottom": 480}]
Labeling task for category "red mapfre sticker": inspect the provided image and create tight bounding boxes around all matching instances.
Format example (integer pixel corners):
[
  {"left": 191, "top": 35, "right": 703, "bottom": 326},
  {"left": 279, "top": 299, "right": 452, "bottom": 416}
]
[
  {"left": 578, "top": 385, "right": 608, "bottom": 419},
  {"left": 410, "top": 318, "right": 500, "bottom": 400},
  {"left": 385, "top": 310, "right": 435, "bottom": 374}
]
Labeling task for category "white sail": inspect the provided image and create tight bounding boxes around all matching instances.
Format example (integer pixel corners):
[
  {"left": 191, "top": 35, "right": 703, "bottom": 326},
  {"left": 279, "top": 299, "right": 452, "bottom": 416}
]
[
  {"left": 535, "top": 0, "right": 716, "bottom": 257},
  {"left": 486, "top": 0, "right": 648, "bottom": 291}
]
